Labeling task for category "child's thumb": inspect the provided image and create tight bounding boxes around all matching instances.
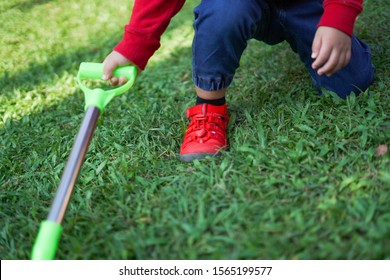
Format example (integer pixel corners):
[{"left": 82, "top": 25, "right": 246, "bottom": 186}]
[
  {"left": 102, "top": 60, "right": 117, "bottom": 80},
  {"left": 311, "top": 29, "right": 324, "bottom": 59}
]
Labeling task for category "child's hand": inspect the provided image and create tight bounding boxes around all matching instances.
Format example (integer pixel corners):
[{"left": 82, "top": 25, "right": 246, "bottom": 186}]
[
  {"left": 311, "top": 26, "right": 352, "bottom": 76},
  {"left": 102, "top": 51, "right": 132, "bottom": 85}
]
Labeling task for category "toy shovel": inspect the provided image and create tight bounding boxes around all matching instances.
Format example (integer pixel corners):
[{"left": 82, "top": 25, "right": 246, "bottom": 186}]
[{"left": 31, "top": 62, "right": 137, "bottom": 259}]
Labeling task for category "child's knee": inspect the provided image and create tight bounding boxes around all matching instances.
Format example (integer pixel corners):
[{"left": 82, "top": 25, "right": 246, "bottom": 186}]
[
  {"left": 338, "top": 50, "right": 374, "bottom": 98},
  {"left": 345, "top": 64, "right": 374, "bottom": 98},
  {"left": 317, "top": 63, "right": 374, "bottom": 99},
  {"left": 194, "top": 0, "right": 264, "bottom": 36}
]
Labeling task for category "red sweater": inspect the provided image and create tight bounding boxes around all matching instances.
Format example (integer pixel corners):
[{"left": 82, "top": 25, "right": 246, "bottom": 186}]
[{"left": 114, "top": 0, "right": 363, "bottom": 70}]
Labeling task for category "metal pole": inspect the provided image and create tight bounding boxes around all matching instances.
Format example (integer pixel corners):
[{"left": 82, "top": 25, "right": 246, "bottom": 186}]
[{"left": 47, "top": 106, "right": 100, "bottom": 223}]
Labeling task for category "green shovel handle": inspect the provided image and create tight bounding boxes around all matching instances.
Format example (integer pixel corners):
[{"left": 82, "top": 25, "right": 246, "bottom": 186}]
[
  {"left": 77, "top": 62, "right": 137, "bottom": 112},
  {"left": 31, "top": 221, "right": 63, "bottom": 260}
]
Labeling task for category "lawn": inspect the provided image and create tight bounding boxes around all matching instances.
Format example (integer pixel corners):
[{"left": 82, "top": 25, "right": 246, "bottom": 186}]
[{"left": 0, "top": 0, "right": 389, "bottom": 260}]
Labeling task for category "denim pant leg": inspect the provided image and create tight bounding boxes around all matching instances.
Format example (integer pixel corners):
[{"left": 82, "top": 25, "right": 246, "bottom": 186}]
[
  {"left": 192, "top": 0, "right": 270, "bottom": 91},
  {"left": 278, "top": 0, "right": 374, "bottom": 99}
]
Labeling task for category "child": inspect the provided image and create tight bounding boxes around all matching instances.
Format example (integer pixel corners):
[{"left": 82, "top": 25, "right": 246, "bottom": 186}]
[{"left": 102, "top": 0, "right": 374, "bottom": 162}]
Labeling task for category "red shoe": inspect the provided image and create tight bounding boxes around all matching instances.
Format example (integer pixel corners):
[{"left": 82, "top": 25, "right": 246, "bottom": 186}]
[{"left": 180, "top": 103, "right": 229, "bottom": 162}]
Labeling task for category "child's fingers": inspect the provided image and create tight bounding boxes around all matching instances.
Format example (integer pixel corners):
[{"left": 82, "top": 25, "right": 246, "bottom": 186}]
[
  {"left": 311, "top": 32, "right": 321, "bottom": 60},
  {"left": 311, "top": 26, "right": 352, "bottom": 76},
  {"left": 118, "top": 76, "right": 128, "bottom": 85},
  {"left": 316, "top": 47, "right": 351, "bottom": 76},
  {"left": 108, "top": 76, "right": 127, "bottom": 86},
  {"left": 102, "top": 59, "right": 117, "bottom": 81},
  {"left": 102, "top": 51, "right": 130, "bottom": 81},
  {"left": 317, "top": 50, "right": 339, "bottom": 76},
  {"left": 312, "top": 43, "right": 331, "bottom": 72},
  {"left": 109, "top": 77, "right": 119, "bottom": 86}
]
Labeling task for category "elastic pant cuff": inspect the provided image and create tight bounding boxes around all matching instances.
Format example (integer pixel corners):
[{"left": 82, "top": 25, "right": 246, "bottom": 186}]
[{"left": 192, "top": 73, "right": 233, "bottom": 91}]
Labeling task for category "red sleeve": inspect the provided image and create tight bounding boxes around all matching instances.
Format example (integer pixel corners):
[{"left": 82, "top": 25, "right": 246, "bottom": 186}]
[
  {"left": 114, "top": 0, "right": 186, "bottom": 70},
  {"left": 318, "top": 0, "right": 363, "bottom": 36}
]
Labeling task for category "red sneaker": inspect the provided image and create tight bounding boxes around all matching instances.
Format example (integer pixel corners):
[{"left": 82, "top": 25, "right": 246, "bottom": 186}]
[{"left": 180, "top": 103, "right": 229, "bottom": 162}]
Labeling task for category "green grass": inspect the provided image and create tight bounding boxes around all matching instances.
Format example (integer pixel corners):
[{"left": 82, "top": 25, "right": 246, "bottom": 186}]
[{"left": 1, "top": 0, "right": 389, "bottom": 260}]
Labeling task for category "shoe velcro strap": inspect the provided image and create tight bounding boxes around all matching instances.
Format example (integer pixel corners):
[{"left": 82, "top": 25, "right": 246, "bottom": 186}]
[
  {"left": 186, "top": 103, "right": 227, "bottom": 118},
  {"left": 186, "top": 122, "right": 227, "bottom": 143},
  {"left": 205, "top": 117, "right": 227, "bottom": 129}
]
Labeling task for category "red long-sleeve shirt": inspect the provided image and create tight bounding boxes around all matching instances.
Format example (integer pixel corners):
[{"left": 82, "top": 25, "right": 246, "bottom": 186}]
[{"left": 114, "top": 0, "right": 363, "bottom": 70}]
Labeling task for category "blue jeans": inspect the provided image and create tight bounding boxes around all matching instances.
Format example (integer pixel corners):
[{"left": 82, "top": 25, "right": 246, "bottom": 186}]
[{"left": 192, "top": 0, "right": 374, "bottom": 99}]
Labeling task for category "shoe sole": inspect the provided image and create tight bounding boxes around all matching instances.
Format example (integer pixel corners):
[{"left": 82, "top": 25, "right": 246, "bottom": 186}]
[{"left": 179, "top": 152, "right": 222, "bottom": 162}]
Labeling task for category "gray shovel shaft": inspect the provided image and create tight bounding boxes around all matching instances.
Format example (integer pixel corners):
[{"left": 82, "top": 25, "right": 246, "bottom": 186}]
[{"left": 47, "top": 106, "right": 100, "bottom": 224}]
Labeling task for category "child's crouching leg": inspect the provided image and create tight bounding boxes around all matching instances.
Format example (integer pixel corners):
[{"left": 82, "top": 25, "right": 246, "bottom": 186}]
[
  {"left": 192, "top": 0, "right": 266, "bottom": 91},
  {"left": 279, "top": 0, "right": 374, "bottom": 99}
]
